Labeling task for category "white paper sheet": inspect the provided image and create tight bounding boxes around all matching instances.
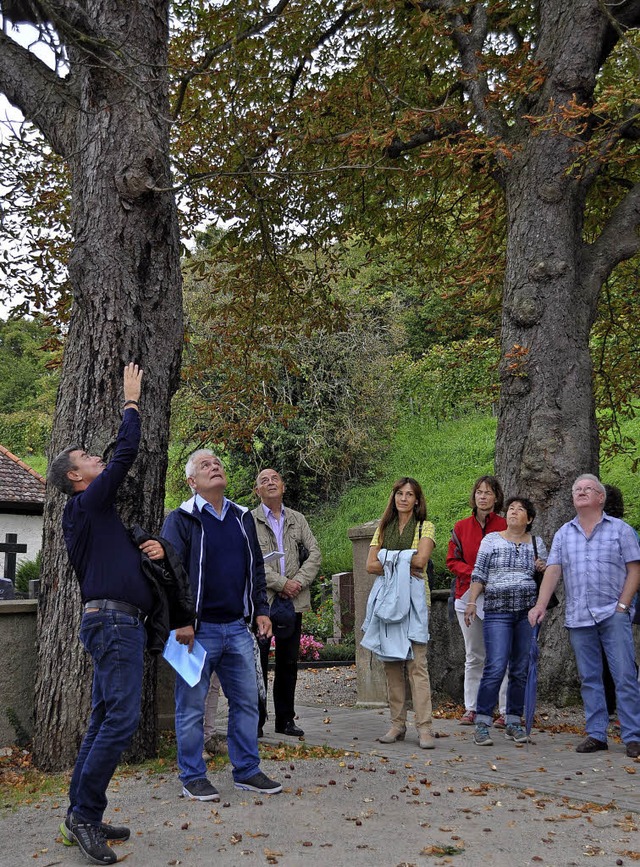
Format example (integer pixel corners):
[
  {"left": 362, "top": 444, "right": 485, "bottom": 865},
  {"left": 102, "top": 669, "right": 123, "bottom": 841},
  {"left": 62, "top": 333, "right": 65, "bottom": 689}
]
[{"left": 162, "top": 630, "right": 207, "bottom": 687}]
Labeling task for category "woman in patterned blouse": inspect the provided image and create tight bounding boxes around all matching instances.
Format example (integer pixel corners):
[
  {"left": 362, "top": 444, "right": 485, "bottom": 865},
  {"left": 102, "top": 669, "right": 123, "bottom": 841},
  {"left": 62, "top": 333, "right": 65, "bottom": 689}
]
[{"left": 464, "top": 497, "right": 548, "bottom": 747}]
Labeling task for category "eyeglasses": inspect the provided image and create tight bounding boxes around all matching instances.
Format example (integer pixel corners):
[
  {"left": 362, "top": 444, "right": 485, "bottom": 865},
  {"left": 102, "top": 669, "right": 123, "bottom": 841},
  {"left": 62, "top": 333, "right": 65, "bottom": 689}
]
[{"left": 572, "top": 485, "right": 598, "bottom": 495}]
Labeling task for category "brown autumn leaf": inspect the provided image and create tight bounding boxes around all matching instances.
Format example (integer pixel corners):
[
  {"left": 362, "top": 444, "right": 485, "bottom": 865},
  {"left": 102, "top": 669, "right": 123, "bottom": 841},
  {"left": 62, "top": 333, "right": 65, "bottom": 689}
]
[
  {"left": 614, "top": 851, "right": 640, "bottom": 861},
  {"left": 420, "top": 844, "right": 464, "bottom": 856},
  {"left": 544, "top": 813, "right": 583, "bottom": 822}
]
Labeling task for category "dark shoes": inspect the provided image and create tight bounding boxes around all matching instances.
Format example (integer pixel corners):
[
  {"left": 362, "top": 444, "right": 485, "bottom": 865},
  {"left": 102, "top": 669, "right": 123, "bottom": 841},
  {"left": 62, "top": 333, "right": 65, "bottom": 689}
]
[
  {"left": 64, "top": 813, "right": 117, "bottom": 865},
  {"left": 275, "top": 720, "right": 305, "bottom": 737},
  {"left": 626, "top": 741, "right": 640, "bottom": 758},
  {"left": 182, "top": 777, "right": 220, "bottom": 801},
  {"left": 576, "top": 736, "right": 608, "bottom": 753},
  {"left": 234, "top": 771, "right": 283, "bottom": 794},
  {"left": 61, "top": 814, "right": 130, "bottom": 846}
]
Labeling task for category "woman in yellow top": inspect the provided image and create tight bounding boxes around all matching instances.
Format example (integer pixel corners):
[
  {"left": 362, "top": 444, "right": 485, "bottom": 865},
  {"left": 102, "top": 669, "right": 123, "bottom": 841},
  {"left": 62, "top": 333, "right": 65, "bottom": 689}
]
[{"left": 366, "top": 477, "right": 436, "bottom": 748}]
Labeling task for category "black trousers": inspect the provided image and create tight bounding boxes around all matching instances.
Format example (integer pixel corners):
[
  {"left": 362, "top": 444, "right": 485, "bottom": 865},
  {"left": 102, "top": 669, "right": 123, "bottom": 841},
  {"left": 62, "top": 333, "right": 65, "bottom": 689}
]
[{"left": 259, "top": 612, "right": 303, "bottom": 728}]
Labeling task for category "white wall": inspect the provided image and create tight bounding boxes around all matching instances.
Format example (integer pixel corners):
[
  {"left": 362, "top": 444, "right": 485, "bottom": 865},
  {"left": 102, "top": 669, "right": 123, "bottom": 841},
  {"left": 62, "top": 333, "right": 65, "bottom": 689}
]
[{"left": 0, "top": 513, "right": 43, "bottom": 575}]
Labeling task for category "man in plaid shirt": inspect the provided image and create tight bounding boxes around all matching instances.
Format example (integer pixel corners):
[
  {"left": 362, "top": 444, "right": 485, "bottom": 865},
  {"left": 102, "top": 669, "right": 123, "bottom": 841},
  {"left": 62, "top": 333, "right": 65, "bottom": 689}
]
[{"left": 529, "top": 474, "right": 640, "bottom": 758}]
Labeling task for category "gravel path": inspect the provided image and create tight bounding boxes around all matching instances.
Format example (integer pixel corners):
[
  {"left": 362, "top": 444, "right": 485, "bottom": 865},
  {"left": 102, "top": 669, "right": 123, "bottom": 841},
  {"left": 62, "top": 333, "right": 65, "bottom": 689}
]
[{"left": 294, "top": 665, "right": 588, "bottom": 730}]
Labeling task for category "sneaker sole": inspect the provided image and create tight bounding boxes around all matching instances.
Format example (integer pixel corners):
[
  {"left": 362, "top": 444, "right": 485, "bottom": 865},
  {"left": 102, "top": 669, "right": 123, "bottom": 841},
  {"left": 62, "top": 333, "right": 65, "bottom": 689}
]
[
  {"left": 182, "top": 787, "right": 220, "bottom": 802},
  {"left": 505, "top": 734, "right": 530, "bottom": 744},
  {"left": 473, "top": 737, "right": 494, "bottom": 746},
  {"left": 60, "top": 821, "right": 75, "bottom": 847},
  {"left": 68, "top": 832, "right": 117, "bottom": 866},
  {"left": 234, "top": 781, "right": 283, "bottom": 794},
  {"left": 60, "top": 821, "right": 130, "bottom": 845}
]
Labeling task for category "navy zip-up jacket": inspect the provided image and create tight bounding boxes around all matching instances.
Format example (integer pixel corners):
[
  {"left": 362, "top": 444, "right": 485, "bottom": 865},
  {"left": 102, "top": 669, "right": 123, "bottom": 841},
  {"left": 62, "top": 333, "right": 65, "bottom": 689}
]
[{"left": 161, "top": 495, "right": 268, "bottom": 630}]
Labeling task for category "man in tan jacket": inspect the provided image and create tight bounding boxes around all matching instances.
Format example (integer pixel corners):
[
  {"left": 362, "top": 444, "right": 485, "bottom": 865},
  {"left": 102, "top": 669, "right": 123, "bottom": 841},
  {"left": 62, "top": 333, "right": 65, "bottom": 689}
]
[{"left": 252, "top": 469, "right": 322, "bottom": 737}]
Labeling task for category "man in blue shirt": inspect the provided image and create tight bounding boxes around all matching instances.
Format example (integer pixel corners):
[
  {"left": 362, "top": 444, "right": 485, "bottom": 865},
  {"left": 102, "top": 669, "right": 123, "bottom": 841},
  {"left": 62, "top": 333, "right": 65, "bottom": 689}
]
[
  {"left": 49, "top": 363, "right": 171, "bottom": 865},
  {"left": 162, "top": 450, "right": 282, "bottom": 800},
  {"left": 529, "top": 474, "right": 640, "bottom": 758}
]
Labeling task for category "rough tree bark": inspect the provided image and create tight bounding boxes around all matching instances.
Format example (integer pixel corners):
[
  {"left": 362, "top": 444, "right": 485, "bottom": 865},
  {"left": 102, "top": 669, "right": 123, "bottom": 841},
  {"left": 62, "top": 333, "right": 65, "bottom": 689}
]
[
  {"left": 495, "top": 2, "right": 620, "bottom": 536},
  {"left": 0, "top": 1, "right": 183, "bottom": 768}
]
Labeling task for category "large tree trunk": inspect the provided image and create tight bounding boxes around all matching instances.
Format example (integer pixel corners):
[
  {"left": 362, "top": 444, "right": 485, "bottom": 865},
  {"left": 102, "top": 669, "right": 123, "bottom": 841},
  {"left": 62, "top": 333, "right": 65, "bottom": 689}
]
[
  {"left": 494, "top": 1, "right": 614, "bottom": 701},
  {"left": 32, "top": 1, "right": 182, "bottom": 770},
  {"left": 495, "top": 139, "right": 599, "bottom": 538}
]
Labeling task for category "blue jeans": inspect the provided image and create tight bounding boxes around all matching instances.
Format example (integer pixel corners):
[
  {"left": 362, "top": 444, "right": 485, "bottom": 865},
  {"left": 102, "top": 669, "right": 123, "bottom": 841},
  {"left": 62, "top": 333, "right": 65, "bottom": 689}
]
[
  {"left": 69, "top": 610, "right": 146, "bottom": 823},
  {"left": 175, "top": 619, "right": 260, "bottom": 784},
  {"left": 569, "top": 612, "right": 640, "bottom": 743},
  {"left": 476, "top": 610, "right": 532, "bottom": 726}
]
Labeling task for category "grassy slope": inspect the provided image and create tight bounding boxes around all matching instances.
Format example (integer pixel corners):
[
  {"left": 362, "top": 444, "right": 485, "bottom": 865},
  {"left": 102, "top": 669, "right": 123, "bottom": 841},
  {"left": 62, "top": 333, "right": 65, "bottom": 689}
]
[
  {"left": 310, "top": 414, "right": 498, "bottom": 580},
  {"left": 309, "top": 411, "right": 640, "bottom": 582}
]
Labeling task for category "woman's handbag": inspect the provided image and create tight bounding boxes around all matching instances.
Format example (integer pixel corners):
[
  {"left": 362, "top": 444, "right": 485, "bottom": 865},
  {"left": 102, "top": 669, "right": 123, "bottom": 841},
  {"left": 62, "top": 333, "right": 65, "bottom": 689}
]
[{"left": 532, "top": 535, "right": 559, "bottom": 610}]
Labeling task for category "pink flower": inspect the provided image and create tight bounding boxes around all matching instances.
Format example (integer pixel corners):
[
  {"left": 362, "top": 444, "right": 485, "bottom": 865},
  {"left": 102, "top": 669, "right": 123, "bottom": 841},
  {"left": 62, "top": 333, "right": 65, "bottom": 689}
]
[{"left": 298, "top": 633, "right": 323, "bottom": 661}]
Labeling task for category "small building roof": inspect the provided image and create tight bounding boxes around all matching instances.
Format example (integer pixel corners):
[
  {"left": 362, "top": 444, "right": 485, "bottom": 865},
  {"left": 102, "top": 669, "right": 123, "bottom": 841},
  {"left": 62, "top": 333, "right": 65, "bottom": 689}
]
[{"left": 0, "top": 445, "right": 46, "bottom": 511}]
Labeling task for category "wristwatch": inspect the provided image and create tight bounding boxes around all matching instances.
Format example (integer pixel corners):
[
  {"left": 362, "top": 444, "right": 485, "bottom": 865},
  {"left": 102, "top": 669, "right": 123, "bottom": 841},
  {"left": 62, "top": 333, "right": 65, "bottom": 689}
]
[{"left": 616, "top": 601, "right": 629, "bottom": 611}]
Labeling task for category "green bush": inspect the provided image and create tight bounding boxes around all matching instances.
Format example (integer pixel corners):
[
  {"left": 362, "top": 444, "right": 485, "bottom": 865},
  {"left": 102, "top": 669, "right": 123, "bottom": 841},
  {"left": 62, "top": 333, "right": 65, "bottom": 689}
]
[
  {"left": 15, "top": 551, "right": 42, "bottom": 595},
  {"left": 302, "top": 596, "right": 335, "bottom": 642},
  {"left": 318, "top": 641, "right": 355, "bottom": 662}
]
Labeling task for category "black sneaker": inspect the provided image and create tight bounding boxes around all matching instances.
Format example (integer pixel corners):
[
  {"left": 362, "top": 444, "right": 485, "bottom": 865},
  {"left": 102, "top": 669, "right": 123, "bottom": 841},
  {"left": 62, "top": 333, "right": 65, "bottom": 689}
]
[
  {"left": 182, "top": 778, "right": 220, "bottom": 801},
  {"left": 66, "top": 813, "right": 117, "bottom": 865},
  {"left": 234, "top": 771, "right": 282, "bottom": 794},
  {"left": 60, "top": 814, "right": 130, "bottom": 846}
]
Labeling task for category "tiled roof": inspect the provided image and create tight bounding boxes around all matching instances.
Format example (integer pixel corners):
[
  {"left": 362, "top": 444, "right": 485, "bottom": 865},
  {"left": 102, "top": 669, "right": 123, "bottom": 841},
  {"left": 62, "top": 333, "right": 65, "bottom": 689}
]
[{"left": 0, "top": 445, "right": 46, "bottom": 505}]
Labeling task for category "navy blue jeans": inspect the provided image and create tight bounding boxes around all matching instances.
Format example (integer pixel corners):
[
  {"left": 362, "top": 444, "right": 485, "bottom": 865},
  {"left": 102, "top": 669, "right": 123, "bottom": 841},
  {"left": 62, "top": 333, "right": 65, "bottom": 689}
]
[
  {"left": 476, "top": 610, "right": 532, "bottom": 726},
  {"left": 69, "top": 610, "right": 146, "bottom": 823},
  {"left": 175, "top": 619, "right": 260, "bottom": 784}
]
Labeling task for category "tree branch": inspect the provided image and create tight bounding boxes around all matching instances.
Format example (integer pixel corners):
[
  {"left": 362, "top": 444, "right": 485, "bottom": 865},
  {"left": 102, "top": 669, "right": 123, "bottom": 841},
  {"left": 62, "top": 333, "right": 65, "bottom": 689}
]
[
  {"left": 171, "top": 0, "right": 292, "bottom": 120},
  {"left": 3, "top": 0, "right": 101, "bottom": 37},
  {"left": 450, "top": 3, "right": 509, "bottom": 140},
  {"left": 0, "top": 30, "right": 77, "bottom": 156},
  {"left": 583, "top": 181, "right": 640, "bottom": 295},
  {"left": 287, "top": 2, "right": 363, "bottom": 100},
  {"left": 383, "top": 119, "right": 466, "bottom": 158}
]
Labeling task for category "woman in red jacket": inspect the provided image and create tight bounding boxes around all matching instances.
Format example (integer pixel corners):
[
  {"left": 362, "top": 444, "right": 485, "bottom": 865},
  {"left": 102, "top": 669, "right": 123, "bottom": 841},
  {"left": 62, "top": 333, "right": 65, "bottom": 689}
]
[{"left": 446, "top": 476, "right": 508, "bottom": 726}]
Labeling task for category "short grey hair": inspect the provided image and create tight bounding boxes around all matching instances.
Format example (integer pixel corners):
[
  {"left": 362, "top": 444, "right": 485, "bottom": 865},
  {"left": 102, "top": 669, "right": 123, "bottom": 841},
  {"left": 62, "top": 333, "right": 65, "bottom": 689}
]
[
  {"left": 572, "top": 473, "right": 605, "bottom": 497},
  {"left": 185, "top": 449, "right": 218, "bottom": 492},
  {"left": 48, "top": 446, "right": 82, "bottom": 496}
]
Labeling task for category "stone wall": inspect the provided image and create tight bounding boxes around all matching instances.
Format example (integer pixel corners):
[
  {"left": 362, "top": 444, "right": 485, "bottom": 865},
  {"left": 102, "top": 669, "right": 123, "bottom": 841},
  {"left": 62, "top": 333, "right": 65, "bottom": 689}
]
[{"left": 0, "top": 600, "right": 37, "bottom": 746}]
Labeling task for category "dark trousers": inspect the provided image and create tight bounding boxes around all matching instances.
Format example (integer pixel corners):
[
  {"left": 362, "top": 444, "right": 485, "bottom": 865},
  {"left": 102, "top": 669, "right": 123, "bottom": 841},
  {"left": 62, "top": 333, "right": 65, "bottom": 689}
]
[
  {"left": 69, "top": 610, "right": 146, "bottom": 823},
  {"left": 259, "top": 612, "right": 303, "bottom": 728}
]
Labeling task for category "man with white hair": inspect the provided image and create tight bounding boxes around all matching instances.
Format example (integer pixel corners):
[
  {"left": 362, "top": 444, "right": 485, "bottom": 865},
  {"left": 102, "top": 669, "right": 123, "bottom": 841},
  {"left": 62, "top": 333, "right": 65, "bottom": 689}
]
[
  {"left": 162, "top": 450, "right": 282, "bottom": 799},
  {"left": 529, "top": 474, "right": 640, "bottom": 758}
]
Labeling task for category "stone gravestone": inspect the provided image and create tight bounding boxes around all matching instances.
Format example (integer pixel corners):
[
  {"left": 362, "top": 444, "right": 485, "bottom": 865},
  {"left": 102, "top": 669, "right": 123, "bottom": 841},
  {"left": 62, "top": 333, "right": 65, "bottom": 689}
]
[{"left": 0, "top": 533, "right": 27, "bottom": 600}]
